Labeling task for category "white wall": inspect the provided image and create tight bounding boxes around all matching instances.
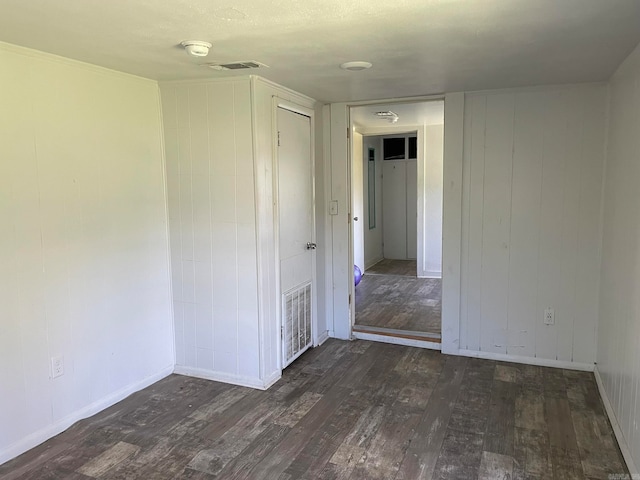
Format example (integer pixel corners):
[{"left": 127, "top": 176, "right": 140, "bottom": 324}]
[
  {"left": 160, "top": 77, "right": 320, "bottom": 389},
  {"left": 597, "top": 42, "right": 640, "bottom": 472},
  {"left": 0, "top": 43, "right": 174, "bottom": 464},
  {"left": 460, "top": 84, "right": 606, "bottom": 365},
  {"left": 422, "top": 125, "right": 443, "bottom": 277},
  {"left": 328, "top": 103, "right": 351, "bottom": 339},
  {"left": 160, "top": 78, "right": 263, "bottom": 387},
  {"left": 440, "top": 93, "right": 464, "bottom": 354},
  {"left": 363, "top": 136, "right": 383, "bottom": 269}
]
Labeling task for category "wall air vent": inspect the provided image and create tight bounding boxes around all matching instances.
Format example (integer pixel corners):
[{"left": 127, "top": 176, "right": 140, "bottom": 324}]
[{"left": 202, "top": 61, "right": 269, "bottom": 71}]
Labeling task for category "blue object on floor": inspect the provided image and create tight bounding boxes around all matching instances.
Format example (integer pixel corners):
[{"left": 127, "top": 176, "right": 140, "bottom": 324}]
[{"left": 354, "top": 265, "right": 362, "bottom": 286}]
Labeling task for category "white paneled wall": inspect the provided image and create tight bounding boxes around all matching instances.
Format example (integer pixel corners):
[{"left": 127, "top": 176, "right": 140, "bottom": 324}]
[
  {"left": 0, "top": 43, "right": 173, "bottom": 463},
  {"left": 597, "top": 42, "right": 640, "bottom": 472},
  {"left": 460, "top": 85, "right": 606, "bottom": 365},
  {"left": 422, "top": 124, "right": 443, "bottom": 277},
  {"left": 160, "top": 77, "right": 319, "bottom": 389},
  {"left": 161, "top": 78, "right": 262, "bottom": 386}
]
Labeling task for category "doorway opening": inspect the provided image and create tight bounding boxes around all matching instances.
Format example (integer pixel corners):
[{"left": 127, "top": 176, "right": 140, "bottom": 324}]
[{"left": 349, "top": 100, "right": 444, "bottom": 346}]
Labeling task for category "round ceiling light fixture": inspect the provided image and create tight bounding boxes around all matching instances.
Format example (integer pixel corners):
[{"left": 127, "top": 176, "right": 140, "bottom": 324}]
[
  {"left": 181, "top": 40, "right": 212, "bottom": 57},
  {"left": 340, "top": 61, "right": 372, "bottom": 71}
]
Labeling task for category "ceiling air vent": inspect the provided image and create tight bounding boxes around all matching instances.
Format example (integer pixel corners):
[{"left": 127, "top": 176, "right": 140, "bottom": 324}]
[{"left": 203, "top": 61, "right": 269, "bottom": 71}]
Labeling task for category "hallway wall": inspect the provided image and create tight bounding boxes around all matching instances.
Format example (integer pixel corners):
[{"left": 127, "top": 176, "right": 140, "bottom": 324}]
[{"left": 363, "top": 136, "right": 383, "bottom": 269}]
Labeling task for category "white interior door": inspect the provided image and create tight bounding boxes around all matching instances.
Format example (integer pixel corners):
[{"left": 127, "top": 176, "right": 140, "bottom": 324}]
[
  {"left": 277, "top": 106, "right": 314, "bottom": 368},
  {"left": 382, "top": 161, "right": 407, "bottom": 259},
  {"left": 406, "top": 159, "right": 418, "bottom": 260},
  {"left": 352, "top": 132, "right": 365, "bottom": 272}
]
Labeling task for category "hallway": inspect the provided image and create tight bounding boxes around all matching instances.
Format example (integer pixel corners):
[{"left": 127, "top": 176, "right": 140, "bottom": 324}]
[{"left": 355, "top": 260, "right": 441, "bottom": 334}]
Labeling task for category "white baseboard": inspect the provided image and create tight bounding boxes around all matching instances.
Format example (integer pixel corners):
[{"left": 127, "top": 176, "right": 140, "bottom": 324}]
[
  {"left": 455, "top": 349, "right": 595, "bottom": 371},
  {"left": 352, "top": 331, "right": 441, "bottom": 350},
  {"left": 329, "top": 330, "right": 350, "bottom": 341},
  {"left": 364, "top": 257, "right": 384, "bottom": 271},
  {"left": 316, "top": 330, "right": 330, "bottom": 346},
  {"left": 418, "top": 270, "right": 442, "bottom": 279},
  {"left": 0, "top": 365, "right": 174, "bottom": 466},
  {"left": 173, "top": 365, "right": 271, "bottom": 390},
  {"left": 594, "top": 366, "right": 638, "bottom": 476},
  {"left": 262, "top": 370, "right": 282, "bottom": 390}
]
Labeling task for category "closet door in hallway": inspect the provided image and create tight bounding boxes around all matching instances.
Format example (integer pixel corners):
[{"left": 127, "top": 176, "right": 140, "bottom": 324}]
[{"left": 382, "top": 160, "right": 417, "bottom": 260}]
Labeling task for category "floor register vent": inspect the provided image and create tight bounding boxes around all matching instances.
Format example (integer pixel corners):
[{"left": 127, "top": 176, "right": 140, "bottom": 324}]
[{"left": 282, "top": 282, "right": 312, "bottom": 367}]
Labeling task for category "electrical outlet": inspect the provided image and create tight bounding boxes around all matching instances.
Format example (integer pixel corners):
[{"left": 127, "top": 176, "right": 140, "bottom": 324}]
[
  {"left": 544, "top": 307, "right": 555, "bottom": 325},
  {"left": 51, "top": 356, "right": 64, "bottom": 378}
]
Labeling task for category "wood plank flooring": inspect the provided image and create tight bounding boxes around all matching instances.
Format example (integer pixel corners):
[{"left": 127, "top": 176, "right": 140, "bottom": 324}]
[
  {"left": 0, "top": 340, "right": 628, "bottom": 480},
  {"left": 356, "top": 260, "right": 441, "bottom": 333},
  {"left": 366, "top": 259, "right": 418, "bottom": 277}
]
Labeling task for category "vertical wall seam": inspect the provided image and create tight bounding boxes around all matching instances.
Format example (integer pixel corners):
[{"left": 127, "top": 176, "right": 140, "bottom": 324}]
[
  {"left": 478, "top": 94, "right": 487, "bottom": 352},
  {"left": 205, "top": 84, "right": 215, "bottom": 370},
  {"left": 571, "top": 92, "right": 586, "bottom": 363},
  {"left": 504, "top": 93, "right": 517, "bottom": 354},
  {"left": 232, "top": 83, "right": 240, "bottom": 376}
]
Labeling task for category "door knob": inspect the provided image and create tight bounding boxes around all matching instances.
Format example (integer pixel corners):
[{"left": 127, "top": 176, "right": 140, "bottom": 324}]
[
  {"left": 354, "top": 217, "right": 359, "bottom": 221},
  {"left": 306, "top": 242, "right": 317, "bottom": 250}
]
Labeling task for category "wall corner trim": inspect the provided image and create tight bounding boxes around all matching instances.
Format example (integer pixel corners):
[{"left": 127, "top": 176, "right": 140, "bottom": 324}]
[
  {"left": 0, "top": 366, "right": 174, "bottom": 466},
  {"left": 594, "top": 366, "right": 639, "bottom": 476}
]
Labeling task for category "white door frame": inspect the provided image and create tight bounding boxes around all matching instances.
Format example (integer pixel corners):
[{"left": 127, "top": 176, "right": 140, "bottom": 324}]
[
  {"left": 272, "top": 97, "right": 317, "bottom": 371},
  {"left": 329, "top": 93, "right": 464, "bottom": 355}
]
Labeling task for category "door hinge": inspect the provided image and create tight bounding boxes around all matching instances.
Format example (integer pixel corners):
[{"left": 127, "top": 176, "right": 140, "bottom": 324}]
[
  {"left": 349, "top": 294, "right": 352, "bottom": 305},
  {"left": 347, "top": 127, "right": 350, "bottom": 139},
  {"left": 281, "top": 326, "right": 284, "bottom": 339},
  {"left": 277, "top": 130, "right": 281, "bottom": 146}
]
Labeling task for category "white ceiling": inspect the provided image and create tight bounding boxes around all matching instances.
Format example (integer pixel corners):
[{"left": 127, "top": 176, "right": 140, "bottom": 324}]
[
  {"left": 352, "top": 101, "right": 444, "bottom": 129},
  {"left": 1, "top": 0, "right": 639, "bottom": 103}
]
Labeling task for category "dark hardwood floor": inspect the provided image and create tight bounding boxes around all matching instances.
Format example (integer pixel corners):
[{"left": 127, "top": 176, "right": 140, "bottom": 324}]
[
  {"left": 366, "top": 259, "right": 418, "bottom": 277},
  {"left": 356, "top": 260, "right": 441, "bottom": 334},
  {"left": 0, "top": 339, "right": 627, "bottom": 480}
]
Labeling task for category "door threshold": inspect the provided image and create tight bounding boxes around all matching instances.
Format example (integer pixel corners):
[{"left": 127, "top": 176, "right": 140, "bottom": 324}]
[{"left": 352, "top": 325, "right": 441, "bottom": 350}]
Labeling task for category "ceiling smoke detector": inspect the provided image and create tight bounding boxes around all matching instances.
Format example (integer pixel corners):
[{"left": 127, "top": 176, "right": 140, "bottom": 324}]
[
  {"left": 375, "top": 111, "right": 399, "bottom": 123},
  {"left": 181, "top": 40, "right": 212, "bottom": 57},
  {"left": 340, "top": 61, "right": 372, "bottom": 71}
]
